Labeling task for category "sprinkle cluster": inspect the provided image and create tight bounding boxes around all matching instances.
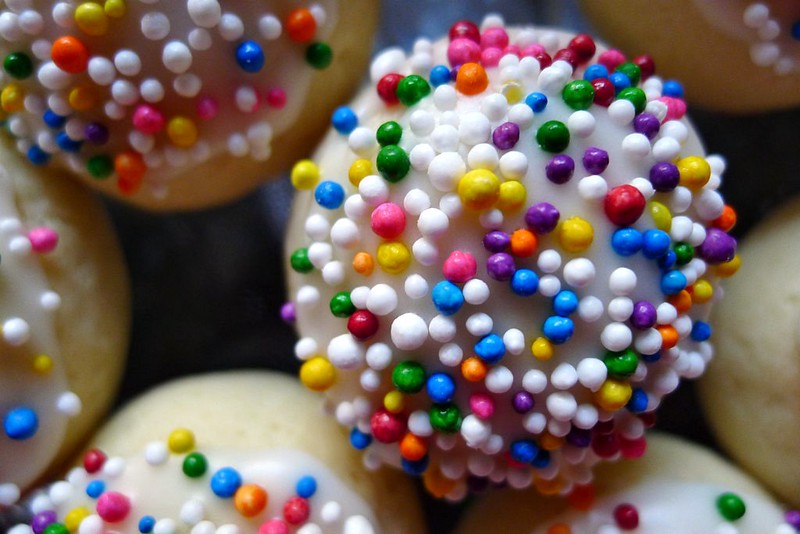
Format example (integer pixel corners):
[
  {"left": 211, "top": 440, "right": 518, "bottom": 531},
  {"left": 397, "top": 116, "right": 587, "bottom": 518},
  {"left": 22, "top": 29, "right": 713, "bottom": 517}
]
[
  {"left": 0, "top": 0, "right": 334, "bottom": 197},
  {"left": 12, "top": 428, "right": 377, "bottom": 534},
  {"left": 287, "top": 15, "right": 741, "bottom": 501},
  {"left": 737, "top": 1, "right": 800, "bottom": 74}
]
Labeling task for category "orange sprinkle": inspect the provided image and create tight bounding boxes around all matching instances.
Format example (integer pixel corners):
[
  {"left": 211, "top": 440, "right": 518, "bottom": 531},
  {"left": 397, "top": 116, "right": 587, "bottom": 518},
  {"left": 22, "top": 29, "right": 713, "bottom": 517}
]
[
  {"left": 540, "top": 432, "right": 564, "bottom": 451},
  {"left": 567, "top": 483, "right": 596, "bottom": 511},
  {"left": 668, "top": 290, "right": 692, "bottom": 314},
  {"left": 657, "top": 324, "right": 679, "bottom": 350},
  {"left": 423, "top": 468, "right": 457, "bottom": 498},
  {"left": 285, "top": 8, "right": 316, "bottom": 43},
  {"left": 51, "top": 35, "right": 90, "bottom": 73},
  {"left": 510, "top": 228, "right": 538, "bottom": 257},
  {"left": 399, "top": 432, "right": 428, "bottom": 461},
  {"left": 234, "top": 484, "right": 268, "bottom": 517},
  {"left": 114, "top": 151, "right": 146, "bottom": 195},
  {"left": 352, "top": 252, "right": 374, "bottom": 276},
  {"left": 547, "top": 524, "right": 572, "bottom": 534},
  {"left": 534, "top": 475, "right": 564, "bottom": 496},
  {"left": 456, "top": 62, "right": 489, "bottom": 95},
  {"left": 461, "top": 357, "right": 487, "bottom": 382},
  {"left": 712, "top": 204, "right": 737, "bottom": 232}
]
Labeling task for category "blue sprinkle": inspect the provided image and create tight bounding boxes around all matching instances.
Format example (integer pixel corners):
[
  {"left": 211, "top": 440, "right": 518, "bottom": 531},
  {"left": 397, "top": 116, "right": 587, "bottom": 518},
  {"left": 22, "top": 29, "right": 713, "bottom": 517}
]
[
  {"left": 626, "top": 388, "right": 649, "bottom": 413},
  {"left": 3, "top": 407, "right": 38, "bottom": 440},
  {"left": 474, "top": 333, "right": 505, "bottom": 364},
  {"left": 662, "top": 79, "right": 684, "bottom": 98},
  {"left": 27, "top": 145, "right": 50, "bottom": 165},
  {"left": 542, "top": 315, "right": 574, "bottom": 344},
  {"left": 138, "top": 516, "right": 156, "bottom": 533},
  {"left": 583, "top": 63, "right": 609, "bottom": 81},
  {"left": 642, "top": 350, "right": 661, "bottom": 363},
  {"left": 657, "top": 250, "right": 678, "bottom": 270},
  {"left": 552, "top": 290, "right": 579, "bottom": 317},
  {"left": 510, "top": 268, "right": 539, "bottom": 296},
  {"left": 210, "top": 467, "right": 242, "bottom": 498},
  {"left": 56, "top": 131, "right": 82, "bottom": 153},
  {"left": 235, "top": 40, "right": 265, "bottom": 73},
  {"left": 531, "top": 449, "right": 551, "bottom": 468},
  {"left": 642, "top": 229, "right": 671, "bottom": 259},
  {"left": 401, "top": 455, "right": 429, "bottom": 476},
  {"left": 793, "top": 21, "right": 800, "bottom": 40},
  {"left": 314, "top": 180, "right": 345, "bottom": 209},
  {"left": 611, "top": 227, "right": 643, "bottom": 256},
  {"left": 609, "top": 72, "right": 631, "bottom": 93},
  {"left": 509, "top": 439, "right": 538, "bottom": 464},
  {"left": 43, "top": 109, "right": 67, "bottom": 129},
  {"left": 660, "top": 270, "right": 687, "bottom": 295},
  {"left": 525, "top": 91, "right": 548, "bottom": 113},
  {"left": 296, "top": 475, "right": 317, "bottom": 498},
  {"left": 429, "top": 64, "right": 451, "bottom": 87},
  {"left": 86, "top": 480, "right": 105, "bottom": 499},
  {"left": 331, "top": 106, "right": 358, "bottom": 134},
  {"left": 691, "top": 320, "right": 712, "bottom": 342},
  {"left": 431, "top": 280, "right": 464, "bottom": 316},
  {"left": 349, "top": 427, "right": 372, "bottom": 450},
  {"left": 426, "top": 373, "right": 456, "bottom": 404}
]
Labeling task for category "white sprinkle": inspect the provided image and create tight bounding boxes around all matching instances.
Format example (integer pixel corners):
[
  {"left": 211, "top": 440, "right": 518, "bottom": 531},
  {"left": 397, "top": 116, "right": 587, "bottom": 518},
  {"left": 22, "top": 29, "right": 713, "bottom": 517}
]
[
  {"left": 145, "top": 441, "right": 169, "bottom": 465},
  {"left": 365, "top": 343, "right": 392, "bottom": 371},
  {"left": 358, "top": 175, "right": 389, "bottom": 205},
  {"left": 547, "top": 391, "right": 577, "bottom": 421},
  {"left": 409, "top": 143, "right": 435, "bottom": 172},
  {"left": 431, "top": 124, "right": 460, "bottom": 153},
  {"left": 327, "top": 334, "right": 365, "bottom": 369},
  {"left": 162, "top": 41, "right": 192, "bottom": 73},
  {"left": 56, "top": 392, "right": 81, "bottom": 416},
  {"left": 601, "top": 322, "right": 633, "bottom": 352},
  {"left": 635, "top": 328, "right": 663, "bottom": 356},
  {"left": 180, "top": 499, "right": 205, "bottom": 525},
  {"left": 439, "top": 343, "right": 463, "bottom": 367},
  {"left": 417, "top": 208, "right": 449, "bottom": 239},
  {"left": 366, "top": 284, "right": 398, "bottom": 316},
  {"left": 3, "top": 318, "right": 29, "bottom": 346},
  {"left": 461, "top": 415, "right": 492, "bottom": 447},
  {"left": 522, "top": 369, "right": 547, "bottom": 394},
  {"left": 141, "top": 11, "right": 170, "bottom": 40},
  {"left": 498, "top": 151, "right": 528, "bottom": 180},
  {"left": 574, "top": 404, "right": 599, "bottom": 429},
  {"left": 391, "top": 313, "right": 429, "bottom": 350},
  {"left": 608, "top": 297, "right": 634, "bottom": 322},
  {"left": 652, "top": 136, "right": 680, "bottom": 161},
  {"left": 523, "top": 412, "right": 546, "bottom": 434},
  {"left": 403, "top": 188, "right": 431, "bottom": 215},
  {"left": 408, "top": 410, "right": 433, "bottom": 436},
  {"left": 429, "top": 314, "right": 456, "bottom": 343},
  {"left": 348, "top": 127, "right": 378, "bottom": 157},
  {"left": 466, "top": 313, "right": 493, "bottom": 337},
  {"left": 577, "top": 174, "right": 608, "bottom": 200},
  {"left": 218, "top": 13, "right": 244, "bottom": 41},
  {"left": 608, "top": 98, "right": 635, "bottom": 126},
  {"left": 330, "top": 218, "right": 360, "bottom": 249},
  {"left": 537, "top": 274, "right": 561, "bottom": 297},
  {"left": 467, "top": 143, "right": 499, "bottom": 170},
  {"left": 537, "top": 249, "right": 561, "bottom": 273},
  {"left": 259, "top": 15, "right": 282, "bottom": 40},
  {"left": 622, "top": 132, "right": 651, "bottom": 159},
  {"left": 563, "top": 258, "right": 595, "bottom": 288},
  {"left": 463, "top": 278, "right": 490, "bottom": 304},
  {"left": 409, "top": 109, "right": 435, "bottom": 137},
  {"left": 343, "top": 195, "right": 368, "bottom": 220},
  {"left": 485, "top": 366, "right": 513, "bottom": 393},
  {"left": 609, "top": 267, "right": 637, "bottom": 295},
  {"left": 551, "top": 362, "right": 578, "bottom": 390},
  {"left": 412, "top": 237, "right": 439, "bottom": 266},
  {"left": 187, "top": 0, "right": 222, "bottom": 28},
  {"left": 503, "top": 328, "right": 525, "bottom": 355},
  {"left": 577, "top": 357, "right": 607, "bottom": 391},
  {"left": 140, "top": 78, "right": 165, "bottom": 102},
  {"left": 567, "top": 110, "right": 595, "bottom": 137},
  {"left": 404, "top": 274, "right": 429, "bottom": 299}
]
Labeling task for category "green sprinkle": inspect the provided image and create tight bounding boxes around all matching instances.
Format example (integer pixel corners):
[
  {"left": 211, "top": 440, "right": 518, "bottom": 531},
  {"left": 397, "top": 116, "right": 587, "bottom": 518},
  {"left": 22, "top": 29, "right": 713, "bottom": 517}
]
[
  {"left": 536, "top": 120, "right": 570, "bottom": 153},
  {"left": 376, "top": 144, "right": 410, "bottom": 183},
  {"left": 562, "top": 79, "right": 595, "bottom": 111},
  {"left": 376, "top": 121, "right": 403, "bottom": 147},
  {"left": 290, "top": 248, "right": 314, "bottom": 273},
  {"left": 306, "top": 42, "right": 333, "bottom": 69},
  {"left": 87, "top": 155, "right": 114, "bottom": 179},
  {"left": 617, "top": 87, "right": 647, "bottom": 114},
  {"left": 3, "top": 52, "right": 33, "bottom": 80},
  {"left": 616, "top": 62, "right": 641, "bottom": 87},
  {"left": 329, "top": 291, "right": 356, "bottom": 318},
  {"left": 182, "top": 452, "right": 208, "bottom": 478},
  {"left": 392, "top": 361, "right": 426, "bottom": 393},
  {"left": 429, "top": 403, "right": 462, "bottom": 433},
  {"left": 716, "top": 492, "right": 746, "bottom": 521},
  {"left": 603, "top": 348, "right": 639, "bottom": 377},
  {"left": 396, "top": 75, "right": 431, "bottom": 107},
  {"left": 673, "top": 242, "right": 694, "bottom": 266}
]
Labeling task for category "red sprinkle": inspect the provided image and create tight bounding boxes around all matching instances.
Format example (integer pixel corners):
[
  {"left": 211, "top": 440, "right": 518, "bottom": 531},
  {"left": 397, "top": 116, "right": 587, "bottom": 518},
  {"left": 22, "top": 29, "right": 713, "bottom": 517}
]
[
  {"left": 377, "top": 73, "right": 404, "bottom": 105},
  {"left": 283, "top": 496, "right": 311, "bottom": 525},
  {"left": 83, "top": 449, "right": 106, "bottom": 474},
  {"left": 614, "top": 503, "right": 640, "bottom": 530},
  {"left": 591, "top": 78, "right": 615, "bottom": 107},
  {"left": 448, "top": 20, "right": 480, "bottom": 43},
  {"left": 370, "top": 408, "right": 406, "bottom": 443},
  {"left": 633, "top": 54, "right": 656, "bottom": 81},
  {"left": 604, "top": 185, "right": 646, "bottom": 226},
  {"left": 568, "top": 34, "right": 597, "bottom": 62},
  {"left": 347, "top": 310, "right": 379, "bottom": 340}
]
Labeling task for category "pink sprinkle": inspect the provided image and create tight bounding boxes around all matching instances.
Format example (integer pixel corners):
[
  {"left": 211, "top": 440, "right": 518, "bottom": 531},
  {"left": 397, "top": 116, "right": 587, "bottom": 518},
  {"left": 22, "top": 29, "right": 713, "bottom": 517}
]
[
  {"left": 447, "top": 37, "right": 481, "bottom": 67},
  {"left": 283, "top": 496, "right": 310, "bottom": 525},
  {"left": 620, "top": 435, "right": 647, "bottom": 459},
  {"left": 480, "top": 27, "right": 509, "bottom": 50},
  {"left": 597, "top": 49, "right": 627, "bottom": 72},
  {"left": 480, "top": 47, "right": 503, "bottom": 68},
  {"left": 196, "top": 96, "right": 219, "bottom": 121},
  {"left": 503, "top": 44, "right": 521, "bottom": 57},
  {"left": 370, "top": 202, "right": 406, "bottom": 239},
  {"left": 442, "top": 250, "right": 477, "bottom": 283},
  {"left": 520, "top": 44, "right": 545, "bottom": 58},
  {"left": 131, "top": 104, "right": 165, "bottom": 134},
  {"left": 259, "top": 519, "right": 290, "bottom": 534},
  {"left": 658, "top": 96, "right": 687, "bottom": 121},
  {"left": 28, "top": 227, "right": 58, "bottom": 253},
  {"left": 96, "top": 491, "right": 131, "bottom": 523},
  {"left": 469, "top": 392, "right": 495, "bottom": 419},
  {"left": 266, "top": 87, "right": 287, "bottom": 108}
]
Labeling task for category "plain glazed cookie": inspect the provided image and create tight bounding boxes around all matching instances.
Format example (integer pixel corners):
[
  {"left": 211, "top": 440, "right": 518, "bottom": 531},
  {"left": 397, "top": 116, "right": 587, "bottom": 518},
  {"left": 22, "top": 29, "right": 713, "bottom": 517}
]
[
  {"left": 455, "top": 433, "right": 797, "bottom": 534},
  {"left": 579, "top": 0, "right": 800, "bottom": 113},
  {"left": 0, "top": 138, "right": 130, "bottom": 502},
  {"left": 0, "top": 0, "right": 379, "bottom": 210},
  {"left": 285, "top": 15, "right": 739, "bottom": 501},
  {"left": 698, "top": 195, "right": 800, "bottom": 508},
  {"left": 9, "top": 371, "right": 425, "bottom": 533}
]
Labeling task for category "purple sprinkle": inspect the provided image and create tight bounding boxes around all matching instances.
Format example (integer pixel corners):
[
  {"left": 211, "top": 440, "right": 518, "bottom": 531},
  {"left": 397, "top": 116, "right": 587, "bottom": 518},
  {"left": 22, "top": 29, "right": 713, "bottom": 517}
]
[
  {"left": 280, "top": 301, "right": 296, "bottom": 323},
  {"left": 649, "top": 161, "right": 680, "bottom": 192},
  {"left": 492, "top": 121, "right": 520, "bottom": 150},
  {"left": 512, "top": 391, "right": 535, "bottom": 413},
  {"left": 582, "top": 146, "right": 609, "bottom": 174},
  {"left": 566, "top": 427, "right": 591, "bottom": 448},
  {"left": 31, "top": 510, "right": 57, "bottom": 534},
  {"left": 633, "top": 113, "right": 660, "bottom": 139},
  {"left": 630, "top": 300, "right": 657, "bottom": 330},
  {"left": 525, "top": 202, "right": 560, "bottom": 234},
  {"left": 486, "top": 252, "right": 516, "bottom": 281},
  {"left": 482, "top": 230, "right": 510, "bottom": 252},
  {"left": 545, "top": 154, "right": 575, "bottom": 184},
  {"left": 85, "top": 122, "right": 109, "bottom": 145},
  {"left": 698, "top": 228, "right": 737, "bottom": 264},
  {"left": 785, "top": 510, "right": 800, "bottom": 528}
]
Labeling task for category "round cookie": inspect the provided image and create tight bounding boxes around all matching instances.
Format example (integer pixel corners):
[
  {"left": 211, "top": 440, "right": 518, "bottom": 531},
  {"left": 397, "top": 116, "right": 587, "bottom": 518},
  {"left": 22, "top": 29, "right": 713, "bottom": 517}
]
[
  {"left": 0, "top": 1, "right": 379, "bottom": 210},
  {"left": 0, "top": 138, "right": 130, "bottom": 502},
  {"left": 285, "top": 15, "right": 739, "bottom": 501},
  {"left": 579, "top": 0, "right": 800, "bottom": 113},
  {"left": 455, "top": 433, "right": 796, "bottom": 534},
  {"left": 698, "top": 194, "right": 800, "bottom": 508},
  {"left": 9, "top": 370, "right": 425, "bottom": 533}
]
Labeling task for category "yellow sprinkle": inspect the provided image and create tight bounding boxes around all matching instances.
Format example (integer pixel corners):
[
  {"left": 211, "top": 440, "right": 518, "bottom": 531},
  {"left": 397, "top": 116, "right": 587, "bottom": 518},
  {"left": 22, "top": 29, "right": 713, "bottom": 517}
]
[
  {"left": 300, "top": 356, "right": 336, "bottom": 391},
  {"left": 501, "top": 82, "right": 524, "bottom": 104},
  {"left": 677, "top": 156, "right": 711, "bottom": 190},
  {"left": 691, "top": 279, "right": 714, "bottom": 304},
  {"left": 64, "top": 506, "right": 91, "bottom": 531},
  {"left": 104, "top": 0, "right": 126, "bottom": 18},
  {"left": 68, "top": 85, "right": 96, "bottom": 111},
  {"left": 648, "top": 201, "right": 672, "bottom": 231},
  {"left": 376, "top": 241, "right": 411, "bottom": 274},
  {"left": 457, "top": 169, "right": 500, "bottom": 210},
  {"left": 716, "top": 254, "right": 741, "bottom": 278},
  {"left": 348, "top": 159, "right": 373, "bottom": 187},
  {"left": 1, "top": 84, "right": 25, "bottom": 113},
  {"left": 540, "top": 432, "right": 564, "bottom": 451},
  {"left": 167, "top": 428, "right": 195, "bottom": 454},
  {"left": 557, "top": 216, "right": 594, "bottom": 253},
  {"left": 594, "top": 379, "right": 632, "bottom": 412},
  {"left": 33, "top": 354, "right": 53, "bottom": 374},
  {"left": 75, "top": 2, "right": 109, "bottom": 36},
  {"left": 352, "top": 251, "right": 374, "bottom": 276},
  {"left": 384, "top": 390, "right": 404, "bottom": 413},
  {"left": 167, "top": 116, "right": 198, "bottom": 148},
  {"left": 531, "top": 336, "right": 553, "bottom": 361},
  {"left": 291, "top": 159, "right": 320, "bottom": 190},
  {"left": 496, "top": 180, "right": 526, "bottom": 212}
]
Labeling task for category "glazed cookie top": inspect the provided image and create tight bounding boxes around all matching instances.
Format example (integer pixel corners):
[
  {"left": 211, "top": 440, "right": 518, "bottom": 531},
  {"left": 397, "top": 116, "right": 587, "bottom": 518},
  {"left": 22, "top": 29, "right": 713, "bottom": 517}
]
[
  {"left": 285, "top": 15, "right": 739, "bottom": 501},
  {"left": 10, "top": 428, "right": 379, "bottom": 534},
  {"left": 0, "top": 0, "right": 338, "bottom": 200},
  {"left": 0, "top": 166, "right": 80, "bottom": 505}
]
